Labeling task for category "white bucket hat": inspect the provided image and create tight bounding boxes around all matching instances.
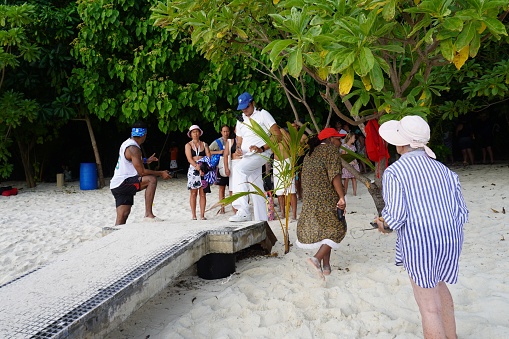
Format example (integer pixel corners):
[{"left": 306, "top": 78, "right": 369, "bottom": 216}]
[
  {"left": 379, "top": 115, "right": 436, "bottom": 158},
  {"left": 187, "top": 124, "right": 203, "bottom": 138}
]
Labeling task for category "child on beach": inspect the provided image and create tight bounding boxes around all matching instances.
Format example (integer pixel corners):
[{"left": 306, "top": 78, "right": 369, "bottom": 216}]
[
  {"left": 354, "top": 130, "right": 367, "bottom": 173},
  {"left": 341, "top": 132, "right": 360, "bottom": 196}
]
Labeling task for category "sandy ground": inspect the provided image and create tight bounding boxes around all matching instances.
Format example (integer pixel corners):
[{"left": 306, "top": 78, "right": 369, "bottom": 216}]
[{"left": 1, "top": 164, "right": 508, "bottom": 338}]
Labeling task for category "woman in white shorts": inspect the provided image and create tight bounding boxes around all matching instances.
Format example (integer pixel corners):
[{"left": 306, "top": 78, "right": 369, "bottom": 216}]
[{"left": 223, "top": 126, "right": 242, "bottom": 214}]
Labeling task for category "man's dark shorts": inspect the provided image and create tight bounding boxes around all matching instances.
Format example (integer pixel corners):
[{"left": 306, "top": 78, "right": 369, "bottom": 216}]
[{"left": 111, "top": 176, "right": 142, "bottom": 207}]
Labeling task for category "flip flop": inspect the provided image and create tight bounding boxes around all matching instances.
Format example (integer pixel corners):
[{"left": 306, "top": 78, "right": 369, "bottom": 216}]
[{"left": 322, "top": 265, "right": 331, "bottom": 276}]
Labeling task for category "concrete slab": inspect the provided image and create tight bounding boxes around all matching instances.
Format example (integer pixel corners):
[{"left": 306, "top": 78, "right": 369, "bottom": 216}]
[{"left": 0, "top": 220, "right": 271, "bottom": 338}]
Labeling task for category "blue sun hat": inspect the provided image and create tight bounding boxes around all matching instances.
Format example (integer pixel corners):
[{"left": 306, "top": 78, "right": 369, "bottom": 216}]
[{"left": 237, "top": 92, "right": 253, "bottom": 110}]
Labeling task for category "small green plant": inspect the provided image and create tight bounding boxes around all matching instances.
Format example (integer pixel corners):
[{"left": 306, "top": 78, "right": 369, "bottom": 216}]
[{"left": 219, "top": 120, "right": 307, "bottom": 254}]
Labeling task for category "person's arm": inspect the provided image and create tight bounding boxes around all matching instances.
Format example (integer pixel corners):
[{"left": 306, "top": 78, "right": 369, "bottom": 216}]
[
  {"left": 209, "top": 140, "right": 223, "bottom": 155},
  {"left": 251, "top": 123, "right": 282, "bottom": 154},
  {"left": 378, "top": 171, "right": 407, "bottom": 231},
  {"left": 300, "top": 133, "right": 308, "bottom": 146},
  {"left": 185, "top": 143, "right": 200, "bottom": 171},
  {"left": 376, "top": 217, "right": 391, "bottom": 234},
  {"left": 454, "top": 176, "right": 469, "bottom": 225},
  {"left": 204, "top": 142, "right": 212, "bottom": 158},
  {"left": 126, "top": 146, "right": 170, "bottom": 179},
  {"left": 223, "top": 141, "right": 231, "bottom": 176},
  {"left": 332, "top": 174, "right": 346, "bottom": 210},
  {"left": 269, "top": 123, "right": 283, "bottom": 143},
  {"left": 145, "top": 153, "right": 158, "bottom": 164},
  {"left": 264, "top": 123, "right": 283, "bottom": 151},
  {"left": 235, "top": 136, "right": 243, "bottom": 156}
]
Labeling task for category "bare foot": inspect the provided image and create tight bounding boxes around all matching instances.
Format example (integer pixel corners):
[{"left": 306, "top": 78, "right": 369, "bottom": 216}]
[{"left": 306, "top": 257, "right": 325, "bottom": 281}]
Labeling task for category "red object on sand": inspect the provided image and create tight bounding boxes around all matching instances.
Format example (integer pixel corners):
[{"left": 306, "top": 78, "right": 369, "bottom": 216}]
[{"left": 1, "top": 188, "right": 18, "bottom": 196}]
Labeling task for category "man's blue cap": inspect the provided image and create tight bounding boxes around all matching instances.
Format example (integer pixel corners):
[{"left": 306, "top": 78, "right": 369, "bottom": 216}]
[
  {"left": 237, "top": 92, "right": 253, "bottom": 110},
  {"left": 132, "top": 128, "right": 147, "bottom": 137}
]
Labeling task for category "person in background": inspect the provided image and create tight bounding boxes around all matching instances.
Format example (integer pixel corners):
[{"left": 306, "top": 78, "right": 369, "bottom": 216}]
[
  {"left": 455, "top": 119, "right": 475, "bottom": 166},
  {"left": 354, "top": 130, "right": 367, "bottom": 173},
  {"left": 273, "top": 127, "right": 298, "bottom": 221},
  {"left": 341, "top": 132, "right": 360, "bottom": 196},
  {"left": 342, "top": 122, "right": 351, "bottom": 134},
  {"left": 229, "top": 92, "right": 282, "bottom": 222},
  {"left": 110, "top": 121, "right": 171, "bottom": 225},
  {"left": 169, "top": 142, "right": 179, "bottom": 178},
  {"left": 209, "top": 125, "right": 232, "bottom": 214},
  {"left": 442, "top": 130, "right": 455, "bottom": 165},
  {"left": 334, "top": 120, "right": 348, "bottom": 140},
  {"left": 296, "top": 128, "right": 347, "bottom": 280},
  {"left": 334, "top": 120, "right": 343, "bottom": 133},
  {"left": 185, "top": 124, "right": 211, "bottom": 220},
  {"left": 291, "top": 120, "right": 308, "bottom": 200},
  {"left": 376, "top": 115, "right": 468, "bottom": 339},
  {"left": 223, "top": 125, "right": 241, "bottom": 214},
  {"left": 62, "top": 165, "right": 72, "bottom": 181},
  {"left": 477, "top": 113, "right": 495, "bottom": 164}
]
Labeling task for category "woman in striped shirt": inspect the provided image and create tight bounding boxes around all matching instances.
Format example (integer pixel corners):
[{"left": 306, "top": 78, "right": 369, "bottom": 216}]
[{"left": 376, "top": 116, "right": 468, "bottom": 339}]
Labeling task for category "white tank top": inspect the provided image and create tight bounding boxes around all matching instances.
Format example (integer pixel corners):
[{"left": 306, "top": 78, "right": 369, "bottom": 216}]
[{"left": 110, "top": 138, "right": 141, "bottom": 189}]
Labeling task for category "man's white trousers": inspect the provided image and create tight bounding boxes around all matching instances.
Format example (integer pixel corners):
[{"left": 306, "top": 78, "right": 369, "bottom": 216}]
[{"left": 231, "top": 151, "right": 271, "bottom": 221}]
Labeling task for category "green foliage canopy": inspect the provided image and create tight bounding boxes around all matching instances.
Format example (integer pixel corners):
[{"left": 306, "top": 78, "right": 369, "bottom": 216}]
[
  {"left": 0, "top": 3, "right": 40, "bottom": 178},
  {"left": 72, "top": 0, "right": 290, "bottom": 133},
  {"left": 151, "top": 0, "right": 509, "bottom": 127}
]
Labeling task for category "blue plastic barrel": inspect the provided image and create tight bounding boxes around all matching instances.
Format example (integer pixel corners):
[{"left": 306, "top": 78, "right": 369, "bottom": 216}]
[{"left": 80, "top": 163, "right": 97, "bottom": 190}]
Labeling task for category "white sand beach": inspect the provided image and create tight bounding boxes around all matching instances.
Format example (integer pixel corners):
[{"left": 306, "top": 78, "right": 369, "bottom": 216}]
[{"left": 1, "top": 164, "right": 508, "bottom": 338}]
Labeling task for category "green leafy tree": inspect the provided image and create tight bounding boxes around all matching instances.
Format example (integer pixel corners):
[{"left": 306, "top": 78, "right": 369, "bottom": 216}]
[
  {"left": 151, "top": 0, "right": 508, "bottom": 214},
  {"left": 0, "top": 3, "right": 40, "bottom": 180},
  {"left": 71, "top": 0, "right": 291, "bottom": 138},
  {"left": 3, "top": 1, "right": 86, "bottom": 187}
]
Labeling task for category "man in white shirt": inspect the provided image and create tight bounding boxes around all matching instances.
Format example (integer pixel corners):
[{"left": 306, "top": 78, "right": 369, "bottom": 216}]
[
  {"left": 230, "top": 92, "right": 282, "bottom": 222},
  {"left": 110, "top": 122, "right": 171, "bottom": 225}
]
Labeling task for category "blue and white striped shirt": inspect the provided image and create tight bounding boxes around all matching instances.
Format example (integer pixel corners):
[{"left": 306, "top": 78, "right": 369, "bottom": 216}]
[{"left": 381, "top": 150, "right": 469, "bottom": 288}]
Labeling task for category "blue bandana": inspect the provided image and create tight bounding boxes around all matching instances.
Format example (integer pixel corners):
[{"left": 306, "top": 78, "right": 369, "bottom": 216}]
[{"left": 131, "top": 128, "right": 147, "bottom": 137}]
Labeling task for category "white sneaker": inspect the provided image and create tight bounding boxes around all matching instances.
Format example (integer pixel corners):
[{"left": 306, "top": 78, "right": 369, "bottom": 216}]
[{"left": 229, "top": 213, "right": 251, "bottom": 222}]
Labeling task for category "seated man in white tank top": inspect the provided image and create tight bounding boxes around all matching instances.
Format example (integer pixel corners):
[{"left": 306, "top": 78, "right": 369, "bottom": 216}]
[{"left": 110, "top": 122, "right": 171, "bottom": 225}]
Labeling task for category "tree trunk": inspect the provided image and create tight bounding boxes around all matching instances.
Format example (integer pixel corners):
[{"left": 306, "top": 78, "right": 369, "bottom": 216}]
[
  {"left": 367, "top": 181, "right": 385, "bottom": 216},
  {"left": 342, "top": 157, "right": 387, "bottom": 216},
  {"left": 17, "top": 139, "right": 36, "bottom": 188},
  {"left": 84, "top": 112, "right": 105, "bottom": 188}
]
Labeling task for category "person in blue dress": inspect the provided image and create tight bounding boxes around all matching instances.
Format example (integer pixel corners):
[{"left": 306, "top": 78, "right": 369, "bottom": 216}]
[{"left": 375, "top": 115, "right": 469, "bottom": 339}]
